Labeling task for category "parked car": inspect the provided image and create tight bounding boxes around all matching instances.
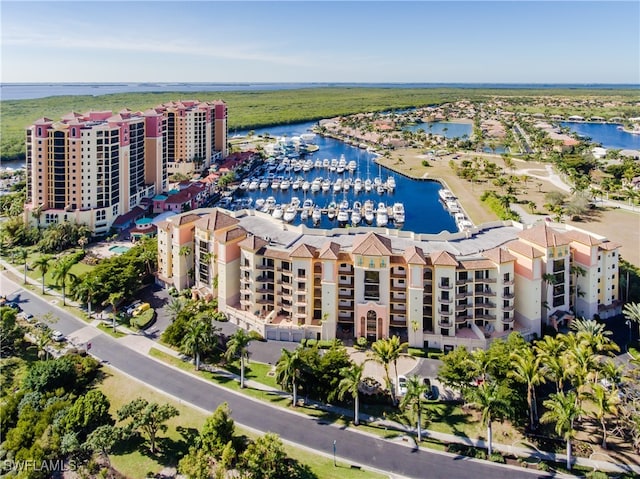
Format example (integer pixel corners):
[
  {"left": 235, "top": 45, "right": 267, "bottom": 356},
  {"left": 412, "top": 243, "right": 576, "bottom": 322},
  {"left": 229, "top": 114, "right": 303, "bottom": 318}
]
[
  {"left": 17, "top": 312, "right": 34, "bottom": 322},
  {"left": 423, "top": 378, "right": 439, "bottom": 400},
  {"left": 51, "top": 330, "right": 65, "bottom": 342},
  {"left": 5, "top": 301, "right": 22, "bottom": 312},
  {"left": 397, "top": 375, "right": 408, "bottom": 397},
  {"left": 132, "top": 303, "right": 151, "bottom": 317},
  {"left": 125, "top": 300, "right": 142, "bottom": 315}
]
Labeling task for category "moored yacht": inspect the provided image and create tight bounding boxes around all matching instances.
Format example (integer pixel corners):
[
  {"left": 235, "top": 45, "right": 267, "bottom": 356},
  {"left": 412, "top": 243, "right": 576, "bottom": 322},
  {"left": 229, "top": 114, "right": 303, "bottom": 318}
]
[
  {"left": 376, "top": 202, "right": 388, "bottom": 227},
  {"left": 321, "top": 179, "right": 331, "bottom": 192},
  {"left": 386, "top": 176, "right": 396, "bottom": 192},
  {"left": 248, "top": 179, "right": 259, "bottom": 191},
  {"left": 354, "top": 178, "right": 363, "bottom": 193},
  {"left": 392, "top": 202, "right": 405, "bottom": 224},
  {"left": 351, "top": 201, "right": 362, "bottom": 225},
  {"left": 364, "top": 200, "right": 375, "bottom": 224},
  {"left": 312, "top": 206, "right": 322, "bottom": 223},
  {"left": 272, "top": 204, "right": 284, "bottom": 219},
  {"left": 283, "top": 205, "right": 297, "bottom": 223}
]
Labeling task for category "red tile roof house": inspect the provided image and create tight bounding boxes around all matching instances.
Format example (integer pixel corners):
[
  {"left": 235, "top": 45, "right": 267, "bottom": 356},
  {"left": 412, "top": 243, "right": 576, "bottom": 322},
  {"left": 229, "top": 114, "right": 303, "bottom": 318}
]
[{"left": 216, "top": 151, "right": 256, "bottom": 174}]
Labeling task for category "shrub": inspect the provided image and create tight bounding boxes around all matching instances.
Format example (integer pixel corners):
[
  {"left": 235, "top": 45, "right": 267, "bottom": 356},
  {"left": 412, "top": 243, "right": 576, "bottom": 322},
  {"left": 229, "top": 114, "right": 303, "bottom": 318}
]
[
  {"left": 474, "top": 449, "right": 487, "bottom": 460},
  {"left": 131, "top": 309, "right": 156, "bottom": 329},
  {"left": 537, "top": 461, "right": 549, "bottom": 472},
  {"left": 355, "top": 336, "right": 368, "bottom": 350},
  {"left": 305, "top": 339, "right": 317, "bottom": 348},
  {"left": 421, "top": 160, "right": 430, "bottom": 167},
  {"left": 428, "top": 351, "right": 443, "bottom": 360},
  {"left": 213, "top": 311, "right": 228, "bottom": 322},
  {"left": 586, "top": 472, "right": 608, "bottom": 479},
  {"left": 300, "top": 338, "right": 307, "bottom": 347},
  {"left": 489, "top": 452, "right": 505, "bottom": 463},
  {"left": 408, "top": 347, "right": 427, "bottom": 358}
]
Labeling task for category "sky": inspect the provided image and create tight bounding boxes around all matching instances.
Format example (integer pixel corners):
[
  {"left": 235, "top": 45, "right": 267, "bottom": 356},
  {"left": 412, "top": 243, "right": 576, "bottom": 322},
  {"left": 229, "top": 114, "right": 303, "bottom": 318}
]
[{"left": 1, "top": 1, "right": 638, "bottom": 84}]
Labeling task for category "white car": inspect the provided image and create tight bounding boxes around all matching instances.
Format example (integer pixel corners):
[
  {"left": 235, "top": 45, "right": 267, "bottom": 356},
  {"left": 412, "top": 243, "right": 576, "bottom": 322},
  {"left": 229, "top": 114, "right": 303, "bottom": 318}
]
[
  {"left": 51, "top": 330, "right": 65, "bottom": 342},
  {"left": 397, "top": 375, "right": 408, "bottom": 397}
]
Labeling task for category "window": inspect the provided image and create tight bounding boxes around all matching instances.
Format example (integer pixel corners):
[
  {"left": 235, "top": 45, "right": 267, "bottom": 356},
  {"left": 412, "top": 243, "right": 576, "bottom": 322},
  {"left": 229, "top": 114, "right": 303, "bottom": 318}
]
[
  {"left": 441, "top": 277, "right": 450, "bottom": 288},
  {"left": 297, "top": 268, "right": 306, "bottom": 278},
  {"left": 503, "top": 273, "right": 510, "bottom": 282},
  {"left": 364, "top": 271, "right": 380, "bottom": 301},
  {"left": 441, "top": 291, "right": 449, "bottom": 301}
]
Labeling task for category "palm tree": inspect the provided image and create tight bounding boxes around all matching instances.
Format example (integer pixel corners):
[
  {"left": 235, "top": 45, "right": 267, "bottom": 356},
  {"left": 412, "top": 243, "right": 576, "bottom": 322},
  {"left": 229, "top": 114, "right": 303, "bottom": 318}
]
[
  {"left": 32, "top": 254, "right": 52, "bottom": 294},
  {"left": 509, "top": 347, "right": 545, "bottom": 428},
  {"left": 181, "top": 319, "right": 216, "bottom": 370},
  {"left": 541, "top": 391, "right": 583, "bottom": 470},
  {"left": 166, "top": 297, "right": 186, "bottom": 321},
  {"left": 72, "top": 275, "right": 100, "bottom": 319},
  {"left": 587, "top": 383, "right": 620, "bottom": 449},
  {"left": 14, "top": 248, "right": 29, "bottom": 285},
  {"left": 102, "top": 292, "right": 124, "bottom": 331},
  {"left": 337, "top": 362, "right": 364, "bottom": 426},
  {"left": 225, "top": 329, "right": 259, "bottom": 388},
  {"left": 399, "top": 375, "right": 428, "bottom": 442},
  {"left": 275, "top": 348, "right": 302, "bottom": 407},
  {"left": 570, "top": 318, "right": 619, "bottom": 356},
  {"left": 623, "top": 302, "right": 640, "bottom": 325},
  {"left": 34, "top": 330, "right": 51, "bottom": 360},
  {"left": 467, "top": 381, "right": 511, "bottom": 456},
  {"left": 51, "top": 255, "right": 78, "bottom": 306},
  {"left": 535, "top": 335, "right": 566, "bottom": 392},
  {"left": 368, "top": 339, "right": 395, "bottom": 404}
]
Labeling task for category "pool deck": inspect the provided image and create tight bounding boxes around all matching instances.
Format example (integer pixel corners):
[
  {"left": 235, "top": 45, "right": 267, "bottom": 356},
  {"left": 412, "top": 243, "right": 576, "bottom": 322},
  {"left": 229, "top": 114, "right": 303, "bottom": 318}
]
[{"left": 88, "top": 241, "right": 133, "bottom": 259}]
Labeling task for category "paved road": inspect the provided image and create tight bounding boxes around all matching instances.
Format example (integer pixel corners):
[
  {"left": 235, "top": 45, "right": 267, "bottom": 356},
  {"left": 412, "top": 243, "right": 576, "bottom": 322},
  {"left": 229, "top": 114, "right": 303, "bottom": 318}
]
[{"left": 1, "top": 275, "right": 551, "bottom": 479}]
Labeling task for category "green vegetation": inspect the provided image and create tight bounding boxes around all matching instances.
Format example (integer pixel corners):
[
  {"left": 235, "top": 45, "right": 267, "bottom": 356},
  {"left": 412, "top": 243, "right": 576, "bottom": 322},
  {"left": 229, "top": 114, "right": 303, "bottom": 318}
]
[
  {"left": 130, "top": 308, "right": 156, "bottom": 329},
  {"left": 481, "top": 191, "right": 521, "bottom": 221},
  {"left": 3, "top": 87, "right": 639, "bottom": 162}
]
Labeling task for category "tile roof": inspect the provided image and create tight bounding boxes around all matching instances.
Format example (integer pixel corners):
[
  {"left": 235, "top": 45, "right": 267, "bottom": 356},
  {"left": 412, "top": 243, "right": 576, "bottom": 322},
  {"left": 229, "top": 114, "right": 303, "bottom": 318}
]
[
  {"left": 482, "top": 247, "right": 517, "bottom": 264},
  {"left": 518, "top": 223, "right": 568, "bottom": 248},
  {"left": 506, "top": 240, "right": 545, "bottom": 259},
  {"left": 238, "top": 235, "right": 268, "bottom": 252},
  {"left": 458, "top": 259, "right": 496, "bottom": 270},
  {"left": 215, "top": 226, "right": 246, "bottom": 243},
  {"left": 318, "top": 241, "right": 341, "bottom": 260},
  {"left": 351, "top": 232, "right": 393, "bottom": 256},
  {"left": 403, "top": 245, "right": 427, "bottom": 265},
  {"left": 195, "top": 209, "right": 240, "bottom": 232},
  {"left": 264, "top": 248, "right": 292, "bottom": 260},
  {"left": 561, "top": 229, "right": 602, "bottom": 246},
  {"left": 289, "top": 243, "right": 317, "bottom": 258},
  {"left": 430, "top": 250, "right": 459, "bottom": 266},
  {"left": 599, "top": 241, "right": 621, "bottom": 251},
  {"left": 176, "top": 213, "right": 201, "bottom": 226}
]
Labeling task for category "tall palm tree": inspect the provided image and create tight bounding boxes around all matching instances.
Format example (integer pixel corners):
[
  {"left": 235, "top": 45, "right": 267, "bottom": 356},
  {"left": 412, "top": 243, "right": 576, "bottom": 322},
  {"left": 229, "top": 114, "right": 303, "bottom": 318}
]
[
  {"left": 369, "top": 338, "right": 395, "bottom": 404},
  {"left": 467, "top": 381, "right": 511, "bottom": 456},
  {"left": 509, "top": 347, "right": 545, "bottom": 428},
  {"left": 102, "top": 292, "right": 124, "bottom": 331},
  {"left": 51, "top": 255, "right": 78, "bottom": 306},
  {"left": 570, "top": 318, "right": 618, "bottom": 356},
  {"left": 587, "top": 383, "right": 620, "bottom": 449},
  {"left": 166, "top": 297, "right": 186, "bottom": 321},
  {"left": 32, "top": 254, "right": 52, "bottom": 294},
  {"left": 541, "top": 391, "right": 582, "bottom": 470},
  {"left": 275, "top": 348, "right": 302, "bottom": 407},
  {"left": 399, "top": 375, "right": 428, "bottom": 442},
  {"left": 34, "top": 330, "right": 51, "bottom": 361},
  {"left": 14, "top": 248, "right": 29, "bottom": 285},
  {"left": 72, "top": 275, "right": 100, "bottom": 319},
  {"left": 225, "top": 329, "right": 259, "bottom": 388},
  {"left": 535, "top": 335, "right": 566, "bottom": 392},
  {"left": 181, "top": 319, "right": 216, "bottom": 370},
  {"left": 337, "top": 362, "right": 364, "bottom": 426},
  {"left": 623, "top": 302, "right": 640, "bottom": 325}
]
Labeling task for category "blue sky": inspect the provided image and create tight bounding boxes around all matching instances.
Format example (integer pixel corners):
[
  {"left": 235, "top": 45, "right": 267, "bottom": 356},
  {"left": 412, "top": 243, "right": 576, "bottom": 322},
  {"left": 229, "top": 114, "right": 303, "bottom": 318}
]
[{"left": 1, "top": 1, "right": 638, "bottom": 83}]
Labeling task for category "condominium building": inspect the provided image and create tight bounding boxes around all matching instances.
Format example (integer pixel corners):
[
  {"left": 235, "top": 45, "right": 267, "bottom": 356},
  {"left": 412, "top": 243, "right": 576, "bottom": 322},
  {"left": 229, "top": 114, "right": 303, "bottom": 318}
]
[
  {"left": 156, "top": 208, "right": 622, "bottom": 350},
  {"left": 25, "top": 100, "right": 227, "bottom": 234}
]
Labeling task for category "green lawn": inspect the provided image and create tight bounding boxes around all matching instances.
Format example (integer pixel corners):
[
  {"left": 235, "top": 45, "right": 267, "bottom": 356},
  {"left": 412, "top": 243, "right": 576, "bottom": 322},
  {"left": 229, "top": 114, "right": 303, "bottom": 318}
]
[{"left": 99, "top": 365, "right": 386, "bottom": 479}]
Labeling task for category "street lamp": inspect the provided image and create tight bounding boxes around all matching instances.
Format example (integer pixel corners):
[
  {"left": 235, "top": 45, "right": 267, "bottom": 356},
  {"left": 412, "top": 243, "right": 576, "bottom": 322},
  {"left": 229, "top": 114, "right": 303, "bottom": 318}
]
[
  {"left": 333, "top": 440, "right": 336, "bottom": 467},
  {"left": 625, "top": 320, "right": 632, "bottom": 352}
]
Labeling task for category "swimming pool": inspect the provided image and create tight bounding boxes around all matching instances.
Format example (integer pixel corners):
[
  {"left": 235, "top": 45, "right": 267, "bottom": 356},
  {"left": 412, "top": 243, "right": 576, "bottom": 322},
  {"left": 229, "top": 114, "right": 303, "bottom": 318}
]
[{"left": 108, "top": 245, "right": 131, "bottom": 254}]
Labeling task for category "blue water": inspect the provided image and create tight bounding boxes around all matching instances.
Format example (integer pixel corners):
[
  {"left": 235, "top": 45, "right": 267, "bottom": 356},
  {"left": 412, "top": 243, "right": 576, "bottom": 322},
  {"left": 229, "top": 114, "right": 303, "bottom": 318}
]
[
  {"left": 403, "top": 121, "right": 472, "bottom": 139},
  {"left": 559, "top": 122, "right": 640, "bottom": 150},
  {"left": 234, "top": 122, "right": 458, "bottom": 234},
  {"left": 2, "top": 82, "right": 637, "bottom": 101}
]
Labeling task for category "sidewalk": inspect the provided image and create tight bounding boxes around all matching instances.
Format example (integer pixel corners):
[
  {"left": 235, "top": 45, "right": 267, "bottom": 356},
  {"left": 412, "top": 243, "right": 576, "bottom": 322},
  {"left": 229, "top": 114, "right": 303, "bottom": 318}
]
[{"left": 2, "top": 258, "right": 638, "bottom": 475}]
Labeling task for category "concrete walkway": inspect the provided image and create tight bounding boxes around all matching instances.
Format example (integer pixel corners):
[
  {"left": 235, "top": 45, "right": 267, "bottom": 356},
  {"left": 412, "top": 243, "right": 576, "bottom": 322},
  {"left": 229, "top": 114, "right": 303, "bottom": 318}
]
[{"left": 2, "top": 258, "right": 638, "bottom": 475}]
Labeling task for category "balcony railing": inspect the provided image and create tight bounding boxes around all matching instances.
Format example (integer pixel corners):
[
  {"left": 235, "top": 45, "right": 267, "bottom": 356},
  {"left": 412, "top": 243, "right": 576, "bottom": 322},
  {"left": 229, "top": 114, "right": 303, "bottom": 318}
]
[
  {"left": 456, "top": 315, "right": 471, "bottom": 323},
  {"left": 391, "top": 284, "right": 406, "bottom": 292},
  {"left": 475, "top": 313, "right": 497, "bottom": 320},
  {"left": 475, "top": 277, "right": 497, "bottom": 284},
  {"left": 439, "top": 283, "right": 453, "bottom": 290},
  {"left": 501, "top": 316, "right": 515, "bottom": 323},
  {"left": 456, "top": 278, "right": 472, "bottom": 285},
  {"left": 503, "top": 279, "right": 515, "bottom": 286},
  {"left": 256, "top": 275, "right": 274, "bottom": 283},
  {"left": 477, "top": 289, "right": 496, "bottom": 297},
  {"left": 455, "top": 303, "right": 469, "bottom": 312},
  {"left": 438, "top": 320, "right": 453, "bottom": 328},
  {"left": 439, "top": 297, "right": 453, "bottom": 304},
  {"left": 438, "top": 308, "right": 452, "bottom": 315}
]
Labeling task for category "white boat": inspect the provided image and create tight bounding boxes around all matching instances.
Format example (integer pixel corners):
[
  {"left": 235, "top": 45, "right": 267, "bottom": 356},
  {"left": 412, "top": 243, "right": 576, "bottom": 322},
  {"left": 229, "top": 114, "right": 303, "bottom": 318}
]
[
  {"left": 343, "top": 178, "right": 351, "bottom": 192},
  {"left": 300, "top": 208, "right": 309, "bottom": 221},
  {"left": 302, "top": 198, "right": 314, "bottom": 210},
  {"left": 386, "top": 176, "right": 396, "bottom": 191},
  {"left": 354, "top": 178, "right": 363, "bottom": 193},
  {"left": 280, "top": 178, "right": 291, "bottom": 190},
  {"left": 446, "top": 200, "right": 460, "bottom": 213},
  {"left": 248, "top": 179, "right": 259, "bottom": 191},
  {"left": 347, "top": 160, "right": 357, "bottom": 172},
  {"left": 292, "top": 161, "right": 302, "bottom": 173},
  {"left": 312, "top": 206, "right": 322, "bottom": 223},
  {"left": 374, "top": 176, "right": 382, "bottom": 187},
  {"left": 333, "top": 178, "right": 343, "bottom": 193},
  {"left": 290, "top": 196, "right": 301, "bottom": 208},
  {"left": 337, "top": 205, "right": 349, "bottom": 223},
  {"left": 327, "top": 201, "right": 337, "bottom": 220},
  {"left": 272, "top": 204, "right": 284, "bottom": 220},
  {"left": 239, "top": 180, "right": 250, "bottom": 190},
  {"left": 302, "top": 160, "right": 312, "bottom": 172},
  {"left": 292, "top": 178, "right": 301, "bottom": 190},
  {"left": 259, "top": 179, "right": 269, "bottom": 190},
  {"left": 314, "top": 159, "right": 323, "bottom": 169},
  {"left": 283, "top": 205, "right": 297, "bottom": 223},
  {"left": 302, "top": 181, "right": 311, "bottom": 192},
  {"left": 351, "top": 204, "right": 362, "bottom": 225},
  {"left": 322, "top": 158, "right": 330, "bottom": 168},
  {"left": 377, "top": 184, "right": 386, "bottom": 195},
  {"left": 321, "top": 179, "right": 331, "bottom": 192},
  {"left": 392, "top": 202, "right": 405, "bottom": 224},
  {"left": 364, "top": 200, "right": 375, "bottom": 224},
  {"left": 271, "top": 178, "right": 281, "bottom": 190},
  {"left": 311, "top": 178, "right": 322, "bottom": 193},
  {"left": 376, "top": 202, "right": 388, "bottom": 227},
  {"left": 262, "top": 196, "right": 276, "bottom": 213},
  {"left": 364, "top": 178, "right": 373, "bottom": 192},
  {"left": 255, "top": 198, "right": 266, "bottom": 209},
  {"left": 458, "top": 219, "right": 474, "bottom": 230},
  {"left": 438, "top": 188, "right": 456, "bottom": 202},
  {"left": 330, "top": 158, "right": 338, "bottom": 172}
]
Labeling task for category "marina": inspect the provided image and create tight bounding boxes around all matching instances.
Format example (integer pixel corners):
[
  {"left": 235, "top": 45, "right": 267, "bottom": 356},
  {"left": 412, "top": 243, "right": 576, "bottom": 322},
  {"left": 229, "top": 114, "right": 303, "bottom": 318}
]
[{"left": 225, "top": 121, "right": 460, "bottom": 233}]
